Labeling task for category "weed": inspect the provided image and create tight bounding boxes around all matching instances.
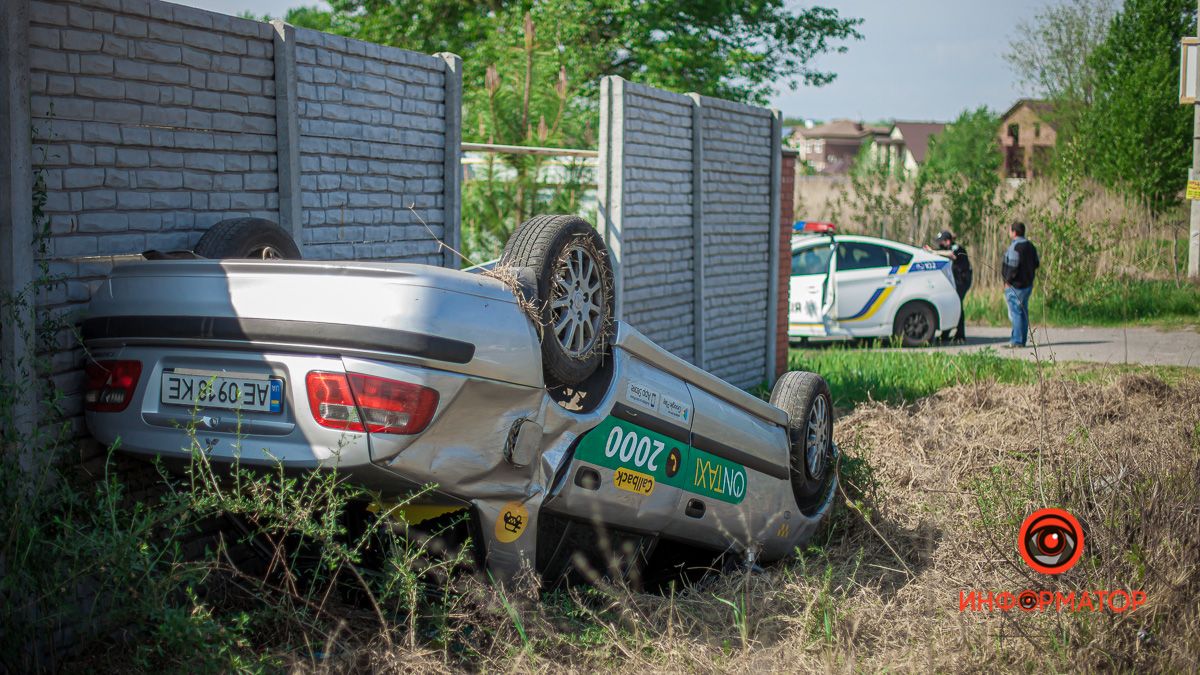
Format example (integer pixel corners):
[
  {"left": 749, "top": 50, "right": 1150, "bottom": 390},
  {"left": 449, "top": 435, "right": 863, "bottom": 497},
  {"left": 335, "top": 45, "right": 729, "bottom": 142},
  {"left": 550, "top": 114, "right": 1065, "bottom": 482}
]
[
  {"left": 965, "top": 278, "right": 1200, "bottom": 328},
  {"left": 789, "top": 344, "right": 1040, "bottom": 408}
]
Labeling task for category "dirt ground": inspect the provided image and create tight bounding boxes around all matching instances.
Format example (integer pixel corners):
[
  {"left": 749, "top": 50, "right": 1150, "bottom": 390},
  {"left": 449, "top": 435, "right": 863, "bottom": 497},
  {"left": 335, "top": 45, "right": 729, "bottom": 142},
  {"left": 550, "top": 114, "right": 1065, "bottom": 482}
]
[
  {"left": 729, "top": 371, "right": 1200, "bottom": 672},
  {"left": 330, "top": 370, "right": 1200, "bottom": 673}
]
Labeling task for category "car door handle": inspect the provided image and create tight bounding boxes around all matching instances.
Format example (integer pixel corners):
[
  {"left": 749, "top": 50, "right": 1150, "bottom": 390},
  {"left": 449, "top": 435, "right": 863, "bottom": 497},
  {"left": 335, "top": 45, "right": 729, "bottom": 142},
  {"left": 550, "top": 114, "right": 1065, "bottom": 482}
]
[
  {"left": 685, "top": 499, "right": 705, "bottom": 519},
  {"left": 884, "top": 277, "right": 900, "bottom": 287}
]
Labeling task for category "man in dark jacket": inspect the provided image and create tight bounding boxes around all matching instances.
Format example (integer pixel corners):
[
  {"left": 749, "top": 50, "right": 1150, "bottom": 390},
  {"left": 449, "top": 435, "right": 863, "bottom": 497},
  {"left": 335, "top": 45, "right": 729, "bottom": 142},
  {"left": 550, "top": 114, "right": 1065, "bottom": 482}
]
[
  {"left": 1000, "top": 221, "right": 1040, "bottom": 347},
  {"left": 925, "top": 230, "right": 972, "bottom": 342}
]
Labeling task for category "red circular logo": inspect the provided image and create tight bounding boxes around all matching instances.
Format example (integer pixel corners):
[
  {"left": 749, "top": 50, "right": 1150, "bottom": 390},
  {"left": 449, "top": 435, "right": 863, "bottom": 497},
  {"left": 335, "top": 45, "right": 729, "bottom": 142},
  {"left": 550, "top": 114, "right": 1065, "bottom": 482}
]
[{"left": 1017, "top": 508, "right": 1083, "bottom": 575}]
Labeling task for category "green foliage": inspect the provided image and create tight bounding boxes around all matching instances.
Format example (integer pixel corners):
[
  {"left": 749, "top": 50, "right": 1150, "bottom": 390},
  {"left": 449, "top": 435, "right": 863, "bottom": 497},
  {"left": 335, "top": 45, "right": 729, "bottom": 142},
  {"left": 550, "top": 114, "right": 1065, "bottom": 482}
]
[
  {"left": 964, "top": 277, "right": 1200, "bottom": 327},
  {"left": 286, "top": 0, "right": 862, "bottom": 107},
  {"left": 1004, "top": 0, "right": 1115, "bottom": 107},
  {"left": 922, "top": 106, "right": 1007, "bottom": 241},
  {"left": 1076, "top": 0, "right": 1196, "bottom": 213},
  {"left": 833, "top": 142, "right": 914, "bottom": 240},
  {"left": 1031, "top": 137, "right": 1104, "bottom": 304}
]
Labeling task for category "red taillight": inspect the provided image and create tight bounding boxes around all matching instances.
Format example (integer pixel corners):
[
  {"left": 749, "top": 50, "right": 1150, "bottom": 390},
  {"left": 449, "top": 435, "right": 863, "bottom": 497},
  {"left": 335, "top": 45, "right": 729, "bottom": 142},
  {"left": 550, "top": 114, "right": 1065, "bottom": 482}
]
[
  {"left": 84, "top": 360, "right": 142, "bottom": 412},
  {"left": 305, "top": 371, "right": 439, "bottom": 436},
  {"left": 306, "top": 371, "right": 363, "bottom": 431}
]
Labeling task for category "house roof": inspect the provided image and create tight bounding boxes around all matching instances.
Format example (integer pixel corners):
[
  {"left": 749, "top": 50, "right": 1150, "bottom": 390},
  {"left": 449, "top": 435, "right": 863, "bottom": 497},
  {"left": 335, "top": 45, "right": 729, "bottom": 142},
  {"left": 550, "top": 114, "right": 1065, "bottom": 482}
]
[
  {"left": 890, "top": 121, "right": 945, "bottom": 164},
  {"left": 999, "top": 99, "right": 1057, "bottom": 127},
  {"left": 794, "top": 118, "right": 873, "bottom": 140}
]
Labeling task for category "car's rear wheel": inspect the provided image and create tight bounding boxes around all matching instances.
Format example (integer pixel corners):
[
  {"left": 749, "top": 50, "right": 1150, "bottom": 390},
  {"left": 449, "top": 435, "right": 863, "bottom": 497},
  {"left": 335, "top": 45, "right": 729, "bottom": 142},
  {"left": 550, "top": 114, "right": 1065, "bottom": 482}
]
[
  {"left": 893, "top": 302, "right": 936, "bottom": 347},
  {"left": 500, "top": 215, "right": 614, "bottom": 387},
  {"left": 770, "top": 371, "right": 835, "bottom": 516},
  {"left": 194, "top": 218, "right": 302, "bottom": 260}
]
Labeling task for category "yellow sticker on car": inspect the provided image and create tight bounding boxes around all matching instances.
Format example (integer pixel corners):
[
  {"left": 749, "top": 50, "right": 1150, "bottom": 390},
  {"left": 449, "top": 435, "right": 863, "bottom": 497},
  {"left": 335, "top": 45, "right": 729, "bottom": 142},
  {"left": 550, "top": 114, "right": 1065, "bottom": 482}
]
[
  {"left": 613, "top": 467, "right": 655, "bottom": 495},
  {"left": 494, "top": 501, "right": 529, "bottom": 543}
]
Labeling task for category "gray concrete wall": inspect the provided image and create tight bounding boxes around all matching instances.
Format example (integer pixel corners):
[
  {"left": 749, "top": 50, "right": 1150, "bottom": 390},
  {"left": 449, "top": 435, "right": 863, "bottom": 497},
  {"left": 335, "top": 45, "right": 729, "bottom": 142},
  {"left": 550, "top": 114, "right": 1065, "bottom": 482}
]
[
  {"left": 696, "top": 96, "right": 776, "bottom": 387},
  {"left": 609, "top": 81, "right": 696, "bottom": 363},
  {"left": 598, "top": 77, "right": 780, "bottom": 389},
  {"left": 293, "top": 28, "right": 451, "bottom": 263},
  {"left": 2, "top": 0, "right": 462, "bottom": 438}
]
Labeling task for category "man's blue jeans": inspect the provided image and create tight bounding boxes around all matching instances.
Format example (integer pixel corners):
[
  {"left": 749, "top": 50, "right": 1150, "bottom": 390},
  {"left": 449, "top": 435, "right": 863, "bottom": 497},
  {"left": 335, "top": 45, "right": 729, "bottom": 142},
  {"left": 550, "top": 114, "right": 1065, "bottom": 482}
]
[{"left": 1005, "top": 285, "right": 1032, "bottom": 346}]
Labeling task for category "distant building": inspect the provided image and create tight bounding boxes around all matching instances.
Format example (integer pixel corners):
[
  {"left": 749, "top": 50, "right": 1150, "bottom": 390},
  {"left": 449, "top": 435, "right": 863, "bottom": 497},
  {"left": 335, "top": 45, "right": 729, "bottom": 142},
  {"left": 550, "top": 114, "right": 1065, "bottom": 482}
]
[
  {"left": 998, "top": 99, "right": 1057, "bottom": 179},
  {"left": 788, "top": 119, "right": 889, "bottom": 174},
  {"left": 871, "top": 121, "right": 946, "bottom": 173}
]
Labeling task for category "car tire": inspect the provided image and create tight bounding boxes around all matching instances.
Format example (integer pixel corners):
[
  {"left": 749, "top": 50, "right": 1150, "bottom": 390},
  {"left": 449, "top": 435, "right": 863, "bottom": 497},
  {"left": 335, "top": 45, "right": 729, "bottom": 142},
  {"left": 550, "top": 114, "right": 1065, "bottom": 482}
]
[
  {"left": 500, "top": 215, "right": 614, "bottom": 387},
  {"left": 893, "top": 302, "right": 936, "bottom": 347},
  {"left": 193, "top": 217, "right": 302, "bottom": 260},
  {"left": 770, "top": 371, "right": 835, "bottom": 517}
]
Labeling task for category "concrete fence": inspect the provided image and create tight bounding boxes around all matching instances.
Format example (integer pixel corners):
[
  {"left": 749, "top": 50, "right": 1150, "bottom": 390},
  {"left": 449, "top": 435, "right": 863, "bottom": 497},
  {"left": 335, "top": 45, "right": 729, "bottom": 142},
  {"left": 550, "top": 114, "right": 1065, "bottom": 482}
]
[
  {"left": 1, "top": 0, "right": 462, "bottom": 441},
  {"left": 597, "top": 76, "right": 783, "bottom": 389}
]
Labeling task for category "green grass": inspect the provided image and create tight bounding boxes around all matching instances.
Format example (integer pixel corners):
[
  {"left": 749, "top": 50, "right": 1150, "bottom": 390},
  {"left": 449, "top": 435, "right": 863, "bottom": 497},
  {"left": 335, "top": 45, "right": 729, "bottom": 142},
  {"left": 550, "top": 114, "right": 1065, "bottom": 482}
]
[
  {"left": 787, "top": 344, "right": 1195, "bottom": 410},
  {"left": 788, "top": 346, "right": 1039, "bottom": 408},
  {"left": 963, "top": 279, "right": 1200, "bottom": 328}
]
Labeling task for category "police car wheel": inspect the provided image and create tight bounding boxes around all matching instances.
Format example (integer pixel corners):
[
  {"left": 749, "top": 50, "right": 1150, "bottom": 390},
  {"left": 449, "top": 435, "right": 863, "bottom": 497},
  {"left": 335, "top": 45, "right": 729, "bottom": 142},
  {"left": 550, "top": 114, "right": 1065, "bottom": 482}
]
[{"left": 894, "top": 302, "right": 936, "bottom": 347}]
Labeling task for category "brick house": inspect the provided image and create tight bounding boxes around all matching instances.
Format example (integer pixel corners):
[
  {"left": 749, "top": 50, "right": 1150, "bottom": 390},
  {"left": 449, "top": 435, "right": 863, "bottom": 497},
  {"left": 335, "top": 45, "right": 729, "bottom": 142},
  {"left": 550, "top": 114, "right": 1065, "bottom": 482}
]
[
  {"left": 998, "top": 99, "right": 1057, "bottom": 179},
  {"left": 788, "top": 119, "right": 889, "bottom": 174}
]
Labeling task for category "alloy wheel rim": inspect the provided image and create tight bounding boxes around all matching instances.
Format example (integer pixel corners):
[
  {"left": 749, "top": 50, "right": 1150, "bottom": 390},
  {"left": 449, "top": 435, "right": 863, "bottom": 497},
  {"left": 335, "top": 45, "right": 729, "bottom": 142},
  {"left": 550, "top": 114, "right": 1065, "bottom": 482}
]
[
  {"left": 250, "top": 245, "right": 284, "bottom": 260},
  {"left": 905, "top": 313, "right": 929, "bottom": 339},
  {"left": 805, "top": 395, "right": 829, "bottom": 478},
  {"left": 549, "top": 245, "right": 604, "bottom": 357}
]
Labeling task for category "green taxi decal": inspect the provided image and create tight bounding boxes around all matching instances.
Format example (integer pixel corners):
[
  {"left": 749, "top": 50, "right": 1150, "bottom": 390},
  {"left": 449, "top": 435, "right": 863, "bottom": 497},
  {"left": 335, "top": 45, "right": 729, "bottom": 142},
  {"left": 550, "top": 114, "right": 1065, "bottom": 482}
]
[{"left": 574, "top": 416, "right": 747, "bottom": 505}]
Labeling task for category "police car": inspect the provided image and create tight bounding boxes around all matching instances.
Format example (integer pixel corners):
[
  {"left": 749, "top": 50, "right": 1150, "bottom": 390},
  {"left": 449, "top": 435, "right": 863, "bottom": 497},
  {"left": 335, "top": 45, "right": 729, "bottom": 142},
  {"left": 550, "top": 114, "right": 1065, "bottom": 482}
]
[{"left": 789, "top": 222, "right": 961, "bottom": 346}]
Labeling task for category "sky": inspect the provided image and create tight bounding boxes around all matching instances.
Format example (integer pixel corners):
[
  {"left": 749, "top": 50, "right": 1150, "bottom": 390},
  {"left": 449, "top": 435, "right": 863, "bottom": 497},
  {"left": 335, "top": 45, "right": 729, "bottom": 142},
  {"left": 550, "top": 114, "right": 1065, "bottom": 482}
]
[
  {"left": 175, "top": 0, "right": 1048, "bottom": 124},
  {"left": 771, "top": 0, "right": 1048, "bottom": 123}
]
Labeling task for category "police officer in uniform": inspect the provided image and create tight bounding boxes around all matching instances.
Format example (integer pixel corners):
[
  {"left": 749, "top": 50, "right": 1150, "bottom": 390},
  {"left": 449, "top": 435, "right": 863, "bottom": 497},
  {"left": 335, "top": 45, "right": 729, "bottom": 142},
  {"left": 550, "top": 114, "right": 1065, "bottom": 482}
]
[{"left": 924, "top": 230, "right": 972, "bottom": 342}]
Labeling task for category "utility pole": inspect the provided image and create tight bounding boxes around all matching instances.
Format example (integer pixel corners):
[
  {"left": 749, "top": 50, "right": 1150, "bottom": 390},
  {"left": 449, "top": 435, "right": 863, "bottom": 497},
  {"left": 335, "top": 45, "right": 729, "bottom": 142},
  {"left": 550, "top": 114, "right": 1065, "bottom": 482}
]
[{"left": 1192, "top": 2, "right": 1200, "bottom": 278}]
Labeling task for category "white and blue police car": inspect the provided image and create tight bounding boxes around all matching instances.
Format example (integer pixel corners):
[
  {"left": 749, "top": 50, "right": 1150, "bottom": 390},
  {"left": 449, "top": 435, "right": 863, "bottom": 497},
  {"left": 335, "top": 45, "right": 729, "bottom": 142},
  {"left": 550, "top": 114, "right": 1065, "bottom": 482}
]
[{"left": 789, "top": 222, "right": 962, "bottom": 346}]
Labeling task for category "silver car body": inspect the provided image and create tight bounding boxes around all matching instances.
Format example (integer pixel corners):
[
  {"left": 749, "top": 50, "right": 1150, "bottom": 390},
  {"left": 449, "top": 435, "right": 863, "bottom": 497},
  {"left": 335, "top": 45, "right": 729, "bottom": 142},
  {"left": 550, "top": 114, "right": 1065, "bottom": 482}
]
[{"left": 84, "top": 259, "right": 836, "bottom": 578}]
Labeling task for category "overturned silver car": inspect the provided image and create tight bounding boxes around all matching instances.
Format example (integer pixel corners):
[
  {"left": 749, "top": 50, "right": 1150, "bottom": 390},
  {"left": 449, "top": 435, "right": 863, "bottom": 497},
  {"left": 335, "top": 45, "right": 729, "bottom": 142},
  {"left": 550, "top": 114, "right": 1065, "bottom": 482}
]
[{"left": 83, "top": 215, "right": 838, "bottom": 581}]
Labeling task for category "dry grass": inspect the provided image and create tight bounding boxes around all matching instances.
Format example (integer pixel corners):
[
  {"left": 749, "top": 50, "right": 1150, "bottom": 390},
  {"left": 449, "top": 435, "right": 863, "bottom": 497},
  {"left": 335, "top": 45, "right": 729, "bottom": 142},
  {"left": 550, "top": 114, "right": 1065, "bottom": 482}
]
[
  {"left": 270, "top": 369, "right": 1200, "bottom": 674},
  {"left": 795, "top": 176, "right": 1190, "bottom": 291}
]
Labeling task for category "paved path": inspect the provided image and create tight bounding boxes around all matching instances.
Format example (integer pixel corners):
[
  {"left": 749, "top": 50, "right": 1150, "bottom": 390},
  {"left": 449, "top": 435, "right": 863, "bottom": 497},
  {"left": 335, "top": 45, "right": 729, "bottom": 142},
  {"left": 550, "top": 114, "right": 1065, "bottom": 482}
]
[{"left": 913, "top": 325, "right": 1200, "bottom": 368}]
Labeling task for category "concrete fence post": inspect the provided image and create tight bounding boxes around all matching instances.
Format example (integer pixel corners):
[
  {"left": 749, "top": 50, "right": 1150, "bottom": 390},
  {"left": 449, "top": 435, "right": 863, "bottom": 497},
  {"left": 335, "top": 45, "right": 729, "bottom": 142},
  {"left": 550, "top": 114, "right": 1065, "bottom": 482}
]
[
  {"left": 687, "top": 93, "right": 706, "bottom": 370},
  {"left": 1, "top": 0, "right": 37, "bottom": 452},
  {"left": 597, "top": 76, "right": 625, "bottom": 319},
  {"left": 766, "top": 109, "right": 782, "bottom": 388},
  {"left": 437, "top": 52, "right": 463, "bottom": 269},
  {"left": 270, "top": 20, "right": 303, "bottom": 254}
]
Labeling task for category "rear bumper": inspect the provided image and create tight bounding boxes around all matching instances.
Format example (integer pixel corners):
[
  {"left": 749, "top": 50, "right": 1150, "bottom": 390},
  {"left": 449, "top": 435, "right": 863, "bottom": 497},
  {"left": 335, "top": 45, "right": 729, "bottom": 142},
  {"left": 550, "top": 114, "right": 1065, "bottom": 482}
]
[{"left": 83, "top": 345, "right": 546, "bottom": 500}]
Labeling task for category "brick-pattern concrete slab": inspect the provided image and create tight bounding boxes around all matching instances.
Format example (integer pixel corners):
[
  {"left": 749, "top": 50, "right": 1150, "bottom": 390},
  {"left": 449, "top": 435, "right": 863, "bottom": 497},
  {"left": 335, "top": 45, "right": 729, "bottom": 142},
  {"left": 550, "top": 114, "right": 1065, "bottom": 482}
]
[
  {"left": 599, "top": 78, "right": 780, "bottom": 389},
  {"left": 617, "top": 82, "right": 696, "bottom": 363},
  {"left": 294, "top": 28, "right": 449, "bottom": 263}
]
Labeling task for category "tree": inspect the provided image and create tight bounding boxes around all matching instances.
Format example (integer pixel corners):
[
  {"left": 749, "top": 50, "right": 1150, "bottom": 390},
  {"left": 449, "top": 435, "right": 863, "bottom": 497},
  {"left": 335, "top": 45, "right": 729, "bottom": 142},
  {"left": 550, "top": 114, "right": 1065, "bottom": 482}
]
[
  {"left": 1005, "top": 0, "right": 1115, "bottom": 108},
  {"left": 832, "top": 142, "right": 913, "bottom": 242},
  {"left": 279, "top": 0, "right": 862, "bottom": 109},
  {"left": 922, "top": 107, "right": 1005, "bottom": 240},
  {"left": 1076, "top": 0, "right": 1195, "bottom": 213}
]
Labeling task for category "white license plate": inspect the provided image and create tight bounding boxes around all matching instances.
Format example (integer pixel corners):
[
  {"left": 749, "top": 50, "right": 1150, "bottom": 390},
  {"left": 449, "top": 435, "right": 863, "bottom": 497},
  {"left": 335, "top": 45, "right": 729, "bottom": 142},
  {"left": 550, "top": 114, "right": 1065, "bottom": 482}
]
[{"left": 160, "top": 370, "right": 284, "bottom": 413}]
